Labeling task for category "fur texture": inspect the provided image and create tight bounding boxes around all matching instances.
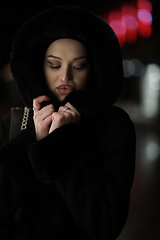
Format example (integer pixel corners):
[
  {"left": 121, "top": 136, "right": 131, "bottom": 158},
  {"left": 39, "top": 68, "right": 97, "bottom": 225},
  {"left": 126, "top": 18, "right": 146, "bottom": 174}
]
[{"left": 10, "top": 6, "right": 123, "bottom": 119}]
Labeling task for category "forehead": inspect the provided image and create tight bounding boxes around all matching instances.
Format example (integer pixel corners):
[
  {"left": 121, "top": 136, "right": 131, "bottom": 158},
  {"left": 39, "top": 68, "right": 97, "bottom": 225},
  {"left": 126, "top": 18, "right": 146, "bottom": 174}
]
[{"left": 45, "top": 38, "right": 88, "bottom": 57}]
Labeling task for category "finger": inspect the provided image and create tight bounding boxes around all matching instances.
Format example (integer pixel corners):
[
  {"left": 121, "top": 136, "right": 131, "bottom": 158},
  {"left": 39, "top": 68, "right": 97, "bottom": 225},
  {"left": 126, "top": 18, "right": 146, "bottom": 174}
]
[
  {"left": 58, "top": 103, "right": 76, "bottom": 113},
  {"left": 65, "top": 102, "right": 81, "bottom": 122},
  {"left": 64, "top": 102, "right": 80, "bottom": 114},
  {"left": 43, "top": 114, "right": 52, "bottom": 128},
  {"left": 64, "top": 102, "right": 81, "bottom": 121},
  {"left": 58, "top": 105, "right": 69, "bottom": 113},
  {"left": 36, "top": 115, "right": 52, "bottom": 141},
  {"left": 58, "top": 107, "right": 74, "bottom": 119},
  {"left": 34, "top": 104, "right": 55, "bottom": 121},
  {"left": 58, "top": 105, "right": 80, "bottom": 124},
  {"left": 33, "top": 95, "right": 51, "bottom": 112}
]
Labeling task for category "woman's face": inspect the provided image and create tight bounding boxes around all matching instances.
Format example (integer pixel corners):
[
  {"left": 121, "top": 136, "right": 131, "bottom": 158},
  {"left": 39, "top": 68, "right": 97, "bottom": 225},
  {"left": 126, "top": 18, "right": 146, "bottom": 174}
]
[{"left": 44, "top": 38, "right": 91, "bottom": 101}]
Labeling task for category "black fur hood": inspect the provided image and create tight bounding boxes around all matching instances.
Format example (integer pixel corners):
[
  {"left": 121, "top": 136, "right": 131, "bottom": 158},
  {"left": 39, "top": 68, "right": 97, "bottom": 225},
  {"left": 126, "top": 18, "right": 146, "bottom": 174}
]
[{"left": 10, "top": 6, "right": 123, "bottom": 119}]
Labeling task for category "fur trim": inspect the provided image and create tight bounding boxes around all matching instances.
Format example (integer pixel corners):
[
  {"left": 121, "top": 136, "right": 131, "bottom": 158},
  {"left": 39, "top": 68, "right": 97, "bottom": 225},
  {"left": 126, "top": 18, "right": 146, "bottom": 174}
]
[{"left": 10, "top": 6, "right": 123, "bottom": 119}]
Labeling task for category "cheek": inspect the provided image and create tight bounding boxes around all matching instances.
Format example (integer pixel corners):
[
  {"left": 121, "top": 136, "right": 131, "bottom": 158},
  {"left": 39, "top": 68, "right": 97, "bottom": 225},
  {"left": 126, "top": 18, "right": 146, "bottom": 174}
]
[
  {"left": 44, "top": 67, "right": 57, "bottom": 87},
  {"left": 75, "top": 70, "right": 90, "bottom": 89}
]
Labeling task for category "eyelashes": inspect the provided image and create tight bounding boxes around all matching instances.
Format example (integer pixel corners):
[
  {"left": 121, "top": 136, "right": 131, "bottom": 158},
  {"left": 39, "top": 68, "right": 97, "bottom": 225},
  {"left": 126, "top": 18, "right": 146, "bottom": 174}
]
[
  {"left": 73, "top": 66, "right": 84, "bottom": 70},
  {"left": 47, "top": 60, "right": 87, "bottom": 70},
  {"left": 49, "top": 65, "right": 61, "bottom": 69},
  {"left": 49, "top": 65, "right": 84, "bottom": 70}
]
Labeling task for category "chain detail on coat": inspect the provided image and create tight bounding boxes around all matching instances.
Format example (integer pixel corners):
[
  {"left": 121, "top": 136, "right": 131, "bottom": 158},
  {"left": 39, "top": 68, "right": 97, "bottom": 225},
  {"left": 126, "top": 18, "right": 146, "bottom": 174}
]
[{"left": 21, "top": 107, "right": 30, "bottom": 130}]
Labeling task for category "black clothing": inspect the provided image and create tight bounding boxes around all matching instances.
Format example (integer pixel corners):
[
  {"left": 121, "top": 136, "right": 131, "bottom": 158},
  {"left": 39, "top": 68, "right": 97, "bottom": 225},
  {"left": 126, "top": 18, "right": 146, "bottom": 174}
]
[
  {"left": 0, "top": 107, "right": 135, "bottom": 240},
  {"left": 0, "top": 6, "right": 136, "bottom": 240}
]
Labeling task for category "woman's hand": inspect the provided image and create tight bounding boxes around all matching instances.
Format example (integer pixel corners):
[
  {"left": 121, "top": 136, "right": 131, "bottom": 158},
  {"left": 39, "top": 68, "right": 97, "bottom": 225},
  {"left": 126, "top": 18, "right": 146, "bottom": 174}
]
[
  {"left": 33, "top": 96, "right": 81, "bottom": 141},
  {"left": 33, "top": 96, "right": 55, "bottom": 141},
  {"left": 49, "top": 102, "right": 81, "bottom": 133}
]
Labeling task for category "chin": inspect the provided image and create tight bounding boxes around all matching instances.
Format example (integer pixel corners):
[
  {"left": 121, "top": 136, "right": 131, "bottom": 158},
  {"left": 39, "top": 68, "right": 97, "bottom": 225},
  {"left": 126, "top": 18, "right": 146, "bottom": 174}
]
[{"left": 56, "top": 94, "right": 67, "bottom": 102}]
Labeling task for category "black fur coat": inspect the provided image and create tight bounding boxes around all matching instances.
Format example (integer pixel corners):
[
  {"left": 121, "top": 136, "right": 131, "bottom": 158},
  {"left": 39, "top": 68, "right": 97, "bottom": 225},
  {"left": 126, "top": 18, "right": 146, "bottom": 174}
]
[{"left": 0, "top": 6, "right": 136, "bottom": 240}]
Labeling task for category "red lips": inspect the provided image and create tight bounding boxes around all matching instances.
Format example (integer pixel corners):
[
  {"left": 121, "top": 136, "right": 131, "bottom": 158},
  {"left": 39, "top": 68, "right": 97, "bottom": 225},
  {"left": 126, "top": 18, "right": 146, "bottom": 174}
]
[{"left": 57, "top": 84, "right": 76, "bottom": 95}]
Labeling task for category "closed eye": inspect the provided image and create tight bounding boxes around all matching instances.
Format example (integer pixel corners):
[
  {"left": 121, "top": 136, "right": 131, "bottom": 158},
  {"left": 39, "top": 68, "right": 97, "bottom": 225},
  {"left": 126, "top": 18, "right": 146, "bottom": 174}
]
[
  {"left": 73, "top": 63, "right": 87, "bottom": 70},
  {"left": 46, "top": 60, "right": 61, "bottom": 69},
  {"left": 73, "top": 66, "right": 83, "bottom": 70},
  {"left": 49, "top": 65, "right": 61, "bottom": 69}
]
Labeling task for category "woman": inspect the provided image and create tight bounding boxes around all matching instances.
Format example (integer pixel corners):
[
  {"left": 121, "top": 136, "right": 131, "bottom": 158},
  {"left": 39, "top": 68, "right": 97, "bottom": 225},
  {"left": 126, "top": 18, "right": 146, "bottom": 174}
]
[{"left": 0, "top": 6, "right": 136, "bottom": 240}]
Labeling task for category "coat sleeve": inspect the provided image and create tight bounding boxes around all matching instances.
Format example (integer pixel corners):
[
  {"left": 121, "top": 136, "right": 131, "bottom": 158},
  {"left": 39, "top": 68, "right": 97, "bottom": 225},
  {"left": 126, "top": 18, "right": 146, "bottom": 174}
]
[
  {"left": 28, "top": 123, "right": 91, "bottom": 183},
  {"left": 0, "top": 129, "right": 39, "bottom": 191},
  {"left": 28, "top": 111, "right": 136, "bottom": 240}
]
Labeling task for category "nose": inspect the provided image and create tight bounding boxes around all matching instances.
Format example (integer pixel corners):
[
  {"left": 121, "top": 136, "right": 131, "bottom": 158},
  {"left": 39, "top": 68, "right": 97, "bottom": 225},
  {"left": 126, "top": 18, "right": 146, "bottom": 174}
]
[{"left": 60, "top": 65, "right": 73, "bottom": 83}]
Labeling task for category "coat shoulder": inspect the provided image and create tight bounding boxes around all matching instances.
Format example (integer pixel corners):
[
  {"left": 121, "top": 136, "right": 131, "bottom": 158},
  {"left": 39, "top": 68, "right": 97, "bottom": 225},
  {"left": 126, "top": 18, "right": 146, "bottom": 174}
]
[
  {"left": 94, "top": 105, "right": 135, "bottom": 133},
  {"left": 107, "top": 106, "right": 133, "bottom": 122}
]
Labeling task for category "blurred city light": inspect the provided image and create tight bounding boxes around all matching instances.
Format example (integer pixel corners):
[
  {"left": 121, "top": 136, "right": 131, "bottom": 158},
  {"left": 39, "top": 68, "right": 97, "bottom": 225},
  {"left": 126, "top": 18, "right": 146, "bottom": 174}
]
[
  {"left": 123, "top": 59, "right": 144, "bottom": 78},
  {"left": 101, "top": 0, "right": 152, "bottom": 47},
  {"left": 138, "top": 9, "right": 152, "bottom": 38},
  {"left": 140, "top": 63, "right": 160, "bottom": 118},
  {"left": 130, "top": 59, "right": 145, "bottom": 77},
  {"left": 121, "top": 4, "right": 138, "bottom": 44},
  {"left": 148, "top": 64, "right": 160, "bottom": 91},
  {"left": 108, "top": 10, "right": 126, "bottom": 46},
  {"left": 123, "top": 60, "right": 135, "bottom": 78},
  {"left": 145, "top": 138, "right": 160, "bottom": 163}
]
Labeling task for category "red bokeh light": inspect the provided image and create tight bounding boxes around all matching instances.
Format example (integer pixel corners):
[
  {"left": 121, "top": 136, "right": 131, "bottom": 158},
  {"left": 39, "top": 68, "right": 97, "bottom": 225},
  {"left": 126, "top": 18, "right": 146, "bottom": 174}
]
[
  {"left": 137, "top": 0, "right": 152, "bottom": 11},
  {"left": 122, "top": 4, "right": 138, "bottom": 44},
  {"left": 108, "top": 11, "right": 126, "bottom": 47},
  {"left": 101, "top": 0, "right": 152, "bottom": 47},
  {"left": 137, "top": 0, "right": 152, "bottom": 38}
]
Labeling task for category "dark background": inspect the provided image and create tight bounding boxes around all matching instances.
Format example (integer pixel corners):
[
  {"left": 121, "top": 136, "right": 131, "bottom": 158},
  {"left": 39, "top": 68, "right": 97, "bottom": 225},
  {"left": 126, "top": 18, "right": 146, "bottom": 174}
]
[{"left": 0, "top": 1, "right": 160, "bottom": 239}]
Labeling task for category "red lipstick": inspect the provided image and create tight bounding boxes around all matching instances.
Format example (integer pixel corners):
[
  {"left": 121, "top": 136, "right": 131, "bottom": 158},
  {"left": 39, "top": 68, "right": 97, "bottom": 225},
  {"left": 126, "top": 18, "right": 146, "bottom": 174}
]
[{"left": 57, "top": 84, "right": 76, "bottom": 95}]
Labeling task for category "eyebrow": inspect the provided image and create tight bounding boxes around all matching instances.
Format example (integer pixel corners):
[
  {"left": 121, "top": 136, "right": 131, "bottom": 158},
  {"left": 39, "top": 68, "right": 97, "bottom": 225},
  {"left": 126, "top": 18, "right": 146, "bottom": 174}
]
[
  {"left": 74, "top": 56, "right": 87, "bottom": 60},
  {"left": 47, "top": 55, "right": 62, "bottom": 60},
  {"left": 47, "top": 55, "right": 87, "bottom": 61}
]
